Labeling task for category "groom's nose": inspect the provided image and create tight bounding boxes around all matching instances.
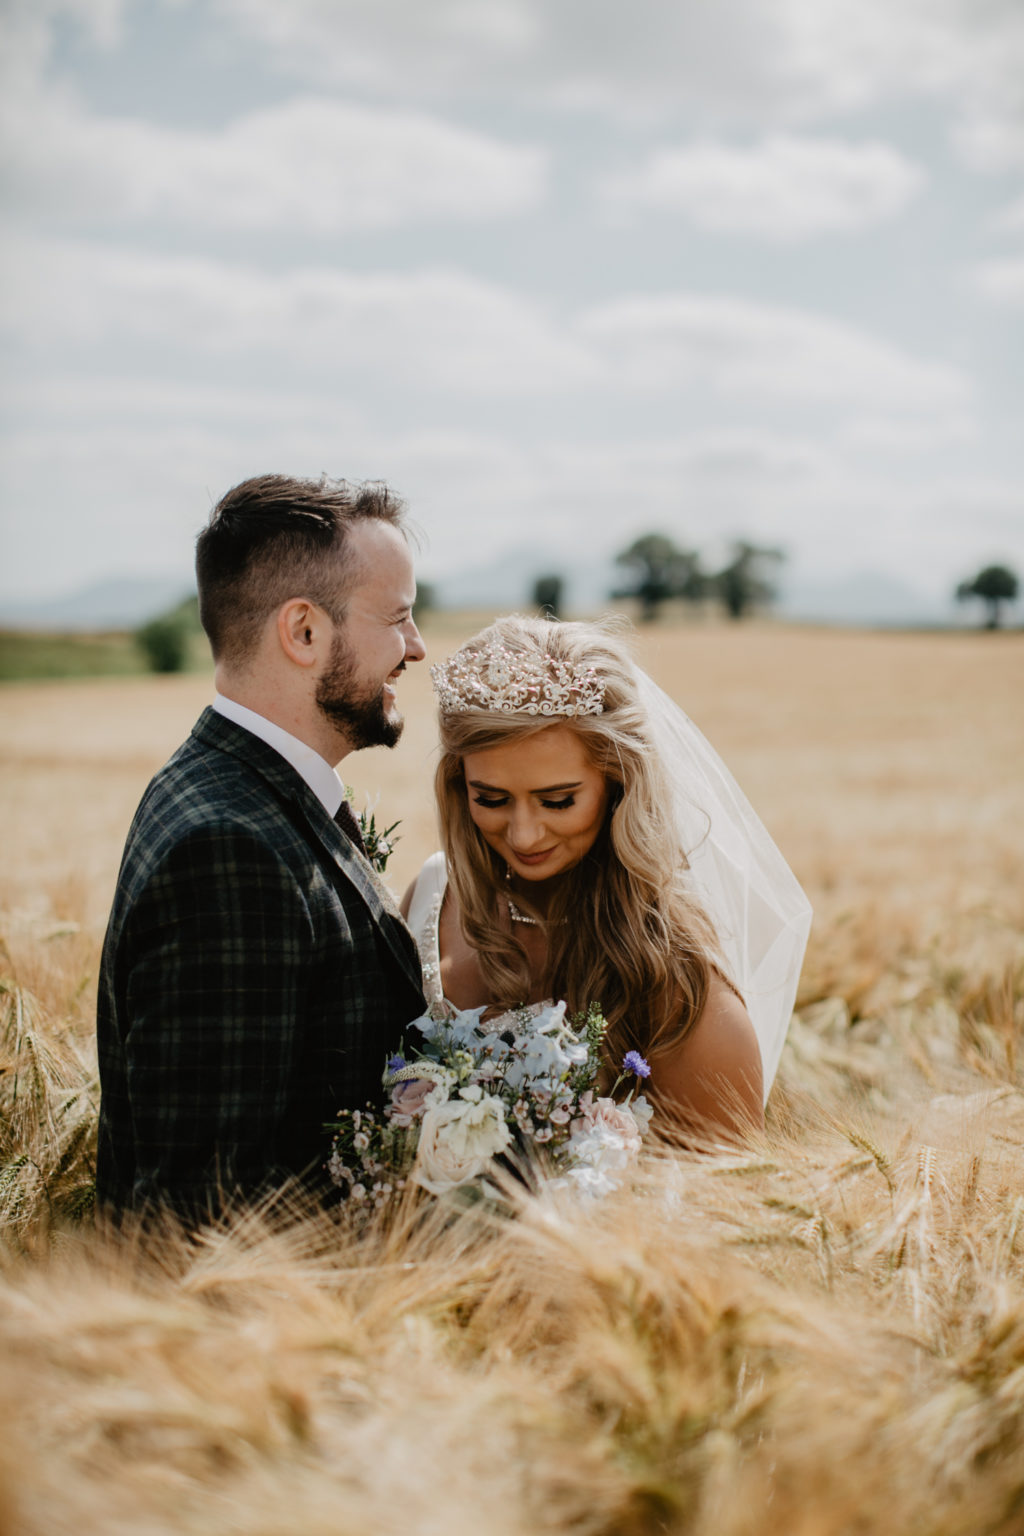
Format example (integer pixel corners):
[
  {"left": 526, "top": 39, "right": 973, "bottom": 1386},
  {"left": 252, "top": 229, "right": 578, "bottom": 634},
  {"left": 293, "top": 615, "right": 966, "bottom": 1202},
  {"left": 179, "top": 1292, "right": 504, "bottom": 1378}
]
[{"left": 403, "top": 619, "right": 426, "bottom": 662}]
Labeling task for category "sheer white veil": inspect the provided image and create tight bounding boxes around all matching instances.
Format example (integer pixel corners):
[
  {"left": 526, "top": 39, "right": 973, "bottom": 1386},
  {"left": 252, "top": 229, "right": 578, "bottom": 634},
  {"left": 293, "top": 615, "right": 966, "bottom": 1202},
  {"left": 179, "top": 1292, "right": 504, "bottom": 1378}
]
[{"left": 636, "top": 671, "right": 812, "bottom": 1098}]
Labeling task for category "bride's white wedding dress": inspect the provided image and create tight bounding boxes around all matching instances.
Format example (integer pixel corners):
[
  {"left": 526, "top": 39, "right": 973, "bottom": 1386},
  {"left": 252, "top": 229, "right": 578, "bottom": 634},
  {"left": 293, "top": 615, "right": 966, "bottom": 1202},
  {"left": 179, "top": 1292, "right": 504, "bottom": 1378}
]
[
  {"left": 405, "top": 851, "right": 552, "bottom": 1030},
  {"left": 405, "top": 851, "right": 451, "bottom": 1015}
]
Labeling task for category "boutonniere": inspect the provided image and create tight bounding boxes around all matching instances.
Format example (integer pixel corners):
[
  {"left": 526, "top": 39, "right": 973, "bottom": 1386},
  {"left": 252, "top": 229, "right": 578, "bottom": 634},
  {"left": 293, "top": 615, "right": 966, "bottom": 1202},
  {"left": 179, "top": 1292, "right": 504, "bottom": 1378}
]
[{"left": 346, "top": 787, "right": 400, "bottom": 876}]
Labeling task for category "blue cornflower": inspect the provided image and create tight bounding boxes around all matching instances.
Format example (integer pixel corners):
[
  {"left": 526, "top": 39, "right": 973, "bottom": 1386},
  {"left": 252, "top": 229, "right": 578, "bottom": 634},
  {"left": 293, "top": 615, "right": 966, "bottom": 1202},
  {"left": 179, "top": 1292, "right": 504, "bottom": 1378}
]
[
  {"left": 387, "top": 1054, "right": 407, "bottom": 1073},
  {"left": 622, "top": 1050, "right": 651, "bottom": 1079}
]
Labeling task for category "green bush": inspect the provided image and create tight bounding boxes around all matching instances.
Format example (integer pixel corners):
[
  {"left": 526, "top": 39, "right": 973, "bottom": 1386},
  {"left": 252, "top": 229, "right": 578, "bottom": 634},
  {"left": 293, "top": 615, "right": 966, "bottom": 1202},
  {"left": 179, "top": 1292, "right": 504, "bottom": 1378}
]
[{"left": 136, "top": 595, "right": 201, "bottom": 674}]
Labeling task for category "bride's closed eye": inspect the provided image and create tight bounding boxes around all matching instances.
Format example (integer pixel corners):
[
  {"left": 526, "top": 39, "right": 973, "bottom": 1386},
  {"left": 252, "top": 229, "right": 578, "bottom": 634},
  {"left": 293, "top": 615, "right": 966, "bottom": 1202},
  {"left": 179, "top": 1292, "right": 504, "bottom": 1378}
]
[{"left": 471, "top": 794, "right": 577, "bottom": 810}]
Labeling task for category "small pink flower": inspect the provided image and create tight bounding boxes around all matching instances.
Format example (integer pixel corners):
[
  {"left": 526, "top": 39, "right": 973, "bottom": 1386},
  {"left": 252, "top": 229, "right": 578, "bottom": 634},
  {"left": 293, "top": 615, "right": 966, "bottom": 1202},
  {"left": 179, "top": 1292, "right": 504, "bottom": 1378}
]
[{"left": 389, "top": 1078, "right": 439, "bottom": 1123}]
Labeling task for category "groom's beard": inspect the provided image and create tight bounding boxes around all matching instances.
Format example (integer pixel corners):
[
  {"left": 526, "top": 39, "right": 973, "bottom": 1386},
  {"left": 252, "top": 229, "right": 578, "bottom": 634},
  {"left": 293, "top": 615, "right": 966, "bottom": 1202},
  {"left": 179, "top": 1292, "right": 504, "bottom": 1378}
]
[{"left": 316, "top": 633, "right": 405, "bottom": 751}]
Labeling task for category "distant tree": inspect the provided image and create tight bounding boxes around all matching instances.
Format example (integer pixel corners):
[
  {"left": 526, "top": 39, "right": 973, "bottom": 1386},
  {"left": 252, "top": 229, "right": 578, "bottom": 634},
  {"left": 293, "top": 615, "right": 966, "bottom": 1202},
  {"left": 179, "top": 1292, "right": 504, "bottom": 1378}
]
[
  {"left": 136, "top": 595, "right": 199, "bottom": 674},
  {"left": 532, "top": 573, "right": 564, "bottom": 619},
  {"left": 613, "top": 533, "right": 704, "bottom": 622},
  {"left": 956, "top": 564, "right": 1020, "bottom": 629},
  {"left": 712, "top": 541, "right": 785, "bottom": 621}
]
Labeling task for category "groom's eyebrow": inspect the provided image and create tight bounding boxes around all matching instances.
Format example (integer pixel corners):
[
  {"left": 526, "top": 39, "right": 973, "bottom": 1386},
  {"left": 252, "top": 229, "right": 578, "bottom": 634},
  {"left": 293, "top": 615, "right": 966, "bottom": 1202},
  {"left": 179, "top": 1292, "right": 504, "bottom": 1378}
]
[{"left": 468, "top": 779, "right": 583, "bottom": 793}]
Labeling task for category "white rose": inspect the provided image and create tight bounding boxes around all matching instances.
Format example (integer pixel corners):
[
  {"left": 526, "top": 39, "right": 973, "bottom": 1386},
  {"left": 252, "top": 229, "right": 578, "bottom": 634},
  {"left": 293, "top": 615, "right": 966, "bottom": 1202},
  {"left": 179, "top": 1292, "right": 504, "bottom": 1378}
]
[{"left": 414, "top": 1095, "right": 513, "bottom": 1196}]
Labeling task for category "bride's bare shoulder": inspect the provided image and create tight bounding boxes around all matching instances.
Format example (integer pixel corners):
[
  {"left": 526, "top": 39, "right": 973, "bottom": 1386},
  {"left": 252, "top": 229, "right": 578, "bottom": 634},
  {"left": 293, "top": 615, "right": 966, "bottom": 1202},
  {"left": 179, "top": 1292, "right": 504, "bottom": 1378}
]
[{"left": 652, "top": 972, "right": 764, "bottom": 1139}]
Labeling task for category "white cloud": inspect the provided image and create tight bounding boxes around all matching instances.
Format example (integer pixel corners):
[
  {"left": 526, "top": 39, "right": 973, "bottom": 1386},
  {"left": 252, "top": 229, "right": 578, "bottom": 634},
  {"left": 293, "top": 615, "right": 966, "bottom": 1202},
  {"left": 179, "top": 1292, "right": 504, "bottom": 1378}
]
[
  {"left": 0, "top": 88, "right": 545, "bottom": 232},
  {"left": 214, "top": 0, "right": 1024, "bottom": 157},
  {"left": 2, "top": 237, "right": 978, "bottom": 423},
  {"left": 972, "top": 258, "right": 1024, "bottom": 306},
  {"left": 953, "top": 113, "right": 1024, "bottom": 174},
  {"left": 5, "top": 394, "right": 1018, "bottom": 604},
  {"left": 840, "top": 414, "right": 976, "bottom": 453},
  {"left": 0, "top": 237, "right": 598, "bottom": 395},
  {"left": 774, "top": 0, "right": 1024, "bottom": 170},
  {"left": 600, "top": 135, "right": 924, "bottom": 239},
  {"left": 212, "top": 0, "right": 784, "bottom": 115},
  {"left": 578, "top": 292, "right": 972, "bottom": 414}
]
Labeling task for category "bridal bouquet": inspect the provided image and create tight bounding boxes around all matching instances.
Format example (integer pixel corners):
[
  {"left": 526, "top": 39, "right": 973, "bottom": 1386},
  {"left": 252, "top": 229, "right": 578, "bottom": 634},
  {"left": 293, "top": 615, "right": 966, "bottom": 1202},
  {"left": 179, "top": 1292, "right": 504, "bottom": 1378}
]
[{"left": 326, "top": 1002, "right": 653, "bottom": 1211}]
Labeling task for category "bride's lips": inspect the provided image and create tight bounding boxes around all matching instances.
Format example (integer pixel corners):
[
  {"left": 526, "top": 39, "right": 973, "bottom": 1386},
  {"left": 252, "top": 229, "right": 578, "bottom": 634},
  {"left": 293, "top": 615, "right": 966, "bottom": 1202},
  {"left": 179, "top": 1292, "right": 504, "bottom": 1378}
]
[{"left": 510, "top": 847, "right": 557, "bottom": 867}]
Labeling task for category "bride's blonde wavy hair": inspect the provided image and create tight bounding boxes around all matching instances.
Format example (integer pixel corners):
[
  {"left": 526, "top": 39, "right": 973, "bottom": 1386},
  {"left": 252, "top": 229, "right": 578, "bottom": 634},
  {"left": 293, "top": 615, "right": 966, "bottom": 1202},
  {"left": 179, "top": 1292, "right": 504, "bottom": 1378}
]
[{"left": 435, "top": 616, "right": 725, "bottom": 1066}]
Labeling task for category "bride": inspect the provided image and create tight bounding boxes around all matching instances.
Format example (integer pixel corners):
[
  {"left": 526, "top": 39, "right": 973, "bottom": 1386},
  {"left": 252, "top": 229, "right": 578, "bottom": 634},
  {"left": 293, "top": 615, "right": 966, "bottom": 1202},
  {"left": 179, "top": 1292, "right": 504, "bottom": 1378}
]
[{"left": 401, "top": 616, "right": 811, "bottom": 1143}]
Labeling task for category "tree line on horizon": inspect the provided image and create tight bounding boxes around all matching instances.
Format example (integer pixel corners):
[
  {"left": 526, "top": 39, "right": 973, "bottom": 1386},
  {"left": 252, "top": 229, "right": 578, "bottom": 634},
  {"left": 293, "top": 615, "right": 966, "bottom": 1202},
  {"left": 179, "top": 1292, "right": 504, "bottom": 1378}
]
[
  {"left": 534, "top": 533, "right": 785, "bottom": 624},
  {"left": 128, "top": 546, "right": 1021, "bottom": 676},
  {"left": 535, "top": 544, "right": 1022, "bottom": 630}
]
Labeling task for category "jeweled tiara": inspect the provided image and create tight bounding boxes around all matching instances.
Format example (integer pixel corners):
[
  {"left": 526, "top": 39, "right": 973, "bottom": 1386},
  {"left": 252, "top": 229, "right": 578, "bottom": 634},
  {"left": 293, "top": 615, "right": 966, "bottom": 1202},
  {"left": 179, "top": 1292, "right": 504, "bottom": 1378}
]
[{"left": 430, "top": 641, "right": 606, "bottom": 717}]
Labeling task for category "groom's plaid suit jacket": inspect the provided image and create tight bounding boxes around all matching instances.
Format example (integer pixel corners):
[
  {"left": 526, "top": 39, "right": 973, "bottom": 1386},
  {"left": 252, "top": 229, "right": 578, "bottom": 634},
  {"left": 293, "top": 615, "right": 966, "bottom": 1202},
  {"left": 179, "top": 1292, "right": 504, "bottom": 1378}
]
[{"left": 96, "top": 708, "right": 425, "bottom": 1219}]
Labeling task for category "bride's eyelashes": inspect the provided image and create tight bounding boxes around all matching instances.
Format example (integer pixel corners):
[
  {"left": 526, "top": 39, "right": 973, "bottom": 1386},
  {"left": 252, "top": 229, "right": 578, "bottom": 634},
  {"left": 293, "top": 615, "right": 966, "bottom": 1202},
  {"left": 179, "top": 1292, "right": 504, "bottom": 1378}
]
[{"left": 471, "top": 794, "right": 577, "bottom": 810}]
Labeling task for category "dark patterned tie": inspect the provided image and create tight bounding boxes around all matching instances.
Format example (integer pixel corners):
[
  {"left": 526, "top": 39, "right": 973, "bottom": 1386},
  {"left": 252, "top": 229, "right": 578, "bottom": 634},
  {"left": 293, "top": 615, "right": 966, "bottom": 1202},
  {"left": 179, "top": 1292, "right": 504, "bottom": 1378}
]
[{"left": 334, "top": 798, "right": 367, "bottom": 856}]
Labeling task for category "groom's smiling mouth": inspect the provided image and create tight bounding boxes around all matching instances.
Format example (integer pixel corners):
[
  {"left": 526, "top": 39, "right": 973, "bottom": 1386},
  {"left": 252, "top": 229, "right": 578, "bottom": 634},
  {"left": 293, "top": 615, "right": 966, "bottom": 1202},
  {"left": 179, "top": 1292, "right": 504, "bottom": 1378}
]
[{"left": 383, "top": 660, "right": 406, "bottom": 699}]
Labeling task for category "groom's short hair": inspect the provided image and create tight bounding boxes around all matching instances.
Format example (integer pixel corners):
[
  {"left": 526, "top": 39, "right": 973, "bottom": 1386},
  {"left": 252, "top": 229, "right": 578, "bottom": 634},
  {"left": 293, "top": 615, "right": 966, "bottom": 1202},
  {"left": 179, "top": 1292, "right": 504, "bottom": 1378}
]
[{"left": 196, "top": 473, "right": 407, "bottom": 665}]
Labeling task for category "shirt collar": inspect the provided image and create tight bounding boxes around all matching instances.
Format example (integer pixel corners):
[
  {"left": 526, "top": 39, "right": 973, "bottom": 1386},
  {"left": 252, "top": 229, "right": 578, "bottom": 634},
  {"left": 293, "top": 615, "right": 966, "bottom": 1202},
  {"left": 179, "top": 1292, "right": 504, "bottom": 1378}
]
[{"left": 211, "top": 694, "right": 345, "bottom": 817}]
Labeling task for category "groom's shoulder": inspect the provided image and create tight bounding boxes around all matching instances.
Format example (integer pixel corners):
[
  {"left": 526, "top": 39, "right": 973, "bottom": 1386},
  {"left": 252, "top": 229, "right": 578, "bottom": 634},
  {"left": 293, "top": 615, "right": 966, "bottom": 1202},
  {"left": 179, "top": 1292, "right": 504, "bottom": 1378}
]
[
  {"left": 147, "top": 710, "right": 267, "bottom": 806},
  {"left": 125, "top": 710, "right": 302, "bottom": 859}
]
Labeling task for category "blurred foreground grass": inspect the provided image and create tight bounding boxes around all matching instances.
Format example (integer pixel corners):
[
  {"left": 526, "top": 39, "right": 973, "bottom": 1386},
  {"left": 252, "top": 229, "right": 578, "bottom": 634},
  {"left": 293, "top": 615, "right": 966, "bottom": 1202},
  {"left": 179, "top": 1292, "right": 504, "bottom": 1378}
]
[{"left": 1, "top": 622, "right": 1022, "bottom": 1535}]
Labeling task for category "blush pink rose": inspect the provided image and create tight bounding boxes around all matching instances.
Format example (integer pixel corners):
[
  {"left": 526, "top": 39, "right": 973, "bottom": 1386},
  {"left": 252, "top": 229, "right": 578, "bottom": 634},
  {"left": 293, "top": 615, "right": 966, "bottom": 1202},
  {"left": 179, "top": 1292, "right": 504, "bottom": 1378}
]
[{"left": 575, "top": 1093, "right": 643, "bottom": 1155}]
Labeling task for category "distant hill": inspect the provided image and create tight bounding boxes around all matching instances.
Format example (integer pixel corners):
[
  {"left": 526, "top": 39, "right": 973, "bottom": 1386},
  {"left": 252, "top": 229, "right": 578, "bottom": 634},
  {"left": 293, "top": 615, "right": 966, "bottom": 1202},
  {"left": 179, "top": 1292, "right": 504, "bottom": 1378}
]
[
  {"left": 433, "top": 549, "right": 619, "bottom": 614},
  {"left": 435, "top": 552, "right": 963, "bottom": 628},
  {"left": 0, "top": 562, "right": 973, "bottom": 634},
  {"left": 777, "top": 569, "right": 959, "bottom": 628},
  {"left": 0, "top": 575, "right": 195, "bottom": 633}
]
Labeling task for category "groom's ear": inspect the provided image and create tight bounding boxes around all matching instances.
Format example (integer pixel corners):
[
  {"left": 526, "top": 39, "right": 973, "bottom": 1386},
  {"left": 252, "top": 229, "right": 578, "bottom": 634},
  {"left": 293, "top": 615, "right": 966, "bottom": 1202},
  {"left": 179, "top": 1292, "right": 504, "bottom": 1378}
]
[{"left": 276, "top": 598, "right": 332, "bottom": 668}]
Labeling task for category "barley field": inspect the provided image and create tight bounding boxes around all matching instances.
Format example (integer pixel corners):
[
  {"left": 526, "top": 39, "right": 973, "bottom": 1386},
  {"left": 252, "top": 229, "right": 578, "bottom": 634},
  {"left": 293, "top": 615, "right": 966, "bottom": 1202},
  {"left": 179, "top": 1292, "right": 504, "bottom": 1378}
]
[{"left": 2, "top": 620, "right": 1023, "bottom": 1536}]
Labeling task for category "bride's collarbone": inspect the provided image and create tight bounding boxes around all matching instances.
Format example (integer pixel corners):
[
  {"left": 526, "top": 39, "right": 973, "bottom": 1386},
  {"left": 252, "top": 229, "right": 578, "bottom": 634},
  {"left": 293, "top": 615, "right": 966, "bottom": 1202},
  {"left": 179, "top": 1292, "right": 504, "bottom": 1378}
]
[{"left": 438, "top": 891, "right": 549, "bottom": 1010}]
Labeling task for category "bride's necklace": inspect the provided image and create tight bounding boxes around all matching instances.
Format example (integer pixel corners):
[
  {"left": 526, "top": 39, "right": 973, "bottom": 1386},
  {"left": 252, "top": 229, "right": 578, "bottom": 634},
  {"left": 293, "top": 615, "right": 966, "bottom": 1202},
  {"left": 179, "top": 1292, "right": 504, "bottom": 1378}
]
[{"left": 506, "top": 896, "right": 567, "bottom": 927}]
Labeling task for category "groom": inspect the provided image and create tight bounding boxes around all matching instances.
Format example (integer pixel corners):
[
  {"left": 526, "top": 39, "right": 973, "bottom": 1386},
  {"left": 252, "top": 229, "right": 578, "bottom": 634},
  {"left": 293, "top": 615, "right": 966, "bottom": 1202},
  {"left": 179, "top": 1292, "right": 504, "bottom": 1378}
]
[{"left": 96, "top": 473, "right": 427, "bottom": 1221}]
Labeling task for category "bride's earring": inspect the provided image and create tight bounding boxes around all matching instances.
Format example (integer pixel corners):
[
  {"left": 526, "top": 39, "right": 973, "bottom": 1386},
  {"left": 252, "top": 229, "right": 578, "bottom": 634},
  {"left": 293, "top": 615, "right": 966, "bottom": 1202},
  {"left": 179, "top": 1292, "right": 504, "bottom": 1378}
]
[{"left": 505, "top": 862, "right": 513, "bottom": 882}]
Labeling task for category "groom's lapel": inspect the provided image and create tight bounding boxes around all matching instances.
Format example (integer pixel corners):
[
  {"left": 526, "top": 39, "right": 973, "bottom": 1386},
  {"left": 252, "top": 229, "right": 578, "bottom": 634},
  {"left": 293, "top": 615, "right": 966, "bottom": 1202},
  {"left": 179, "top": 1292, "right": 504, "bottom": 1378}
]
[
  {"left": 192, "top": 709, "right": 422, "bottom": 993},
  {"left": 308, "top": 813, "right": 423, "bottom": 990}
]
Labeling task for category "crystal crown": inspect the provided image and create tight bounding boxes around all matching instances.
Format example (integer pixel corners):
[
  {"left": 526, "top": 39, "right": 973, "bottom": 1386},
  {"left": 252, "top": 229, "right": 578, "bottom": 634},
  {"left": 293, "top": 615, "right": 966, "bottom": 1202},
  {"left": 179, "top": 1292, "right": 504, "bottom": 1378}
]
[{"left": 430, "top": 641, "right": 605, "bottom": 717}]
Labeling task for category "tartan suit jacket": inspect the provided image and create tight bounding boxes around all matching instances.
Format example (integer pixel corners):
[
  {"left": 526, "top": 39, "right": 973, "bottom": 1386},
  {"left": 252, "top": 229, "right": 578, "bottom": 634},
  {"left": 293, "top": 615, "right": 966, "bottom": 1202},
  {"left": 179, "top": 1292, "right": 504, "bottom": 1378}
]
[{"left": 95, "top": 707, "right": 426, "bottom": 1219}]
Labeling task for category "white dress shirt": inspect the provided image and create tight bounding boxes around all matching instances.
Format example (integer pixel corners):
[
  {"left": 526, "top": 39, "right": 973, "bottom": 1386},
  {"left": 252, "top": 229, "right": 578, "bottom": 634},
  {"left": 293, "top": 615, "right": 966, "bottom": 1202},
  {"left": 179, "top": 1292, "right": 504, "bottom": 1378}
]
[{"left": 211, "top": 694, "right": 345, "bottom": 817}]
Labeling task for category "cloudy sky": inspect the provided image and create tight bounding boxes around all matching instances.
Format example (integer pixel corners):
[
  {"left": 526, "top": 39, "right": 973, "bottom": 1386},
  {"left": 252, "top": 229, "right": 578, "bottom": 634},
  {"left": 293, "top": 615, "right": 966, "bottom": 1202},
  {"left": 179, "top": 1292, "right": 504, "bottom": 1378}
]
[{"left": 1, "top": 0, "right": 1023, "bottom": 618}]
